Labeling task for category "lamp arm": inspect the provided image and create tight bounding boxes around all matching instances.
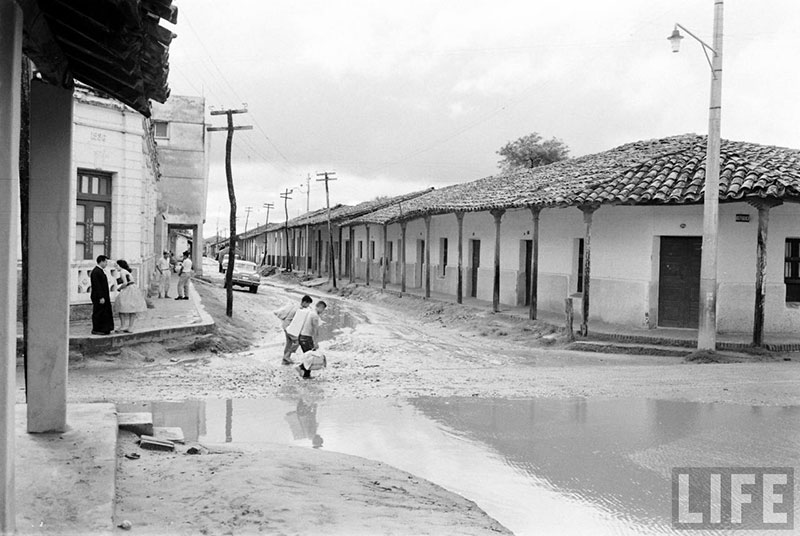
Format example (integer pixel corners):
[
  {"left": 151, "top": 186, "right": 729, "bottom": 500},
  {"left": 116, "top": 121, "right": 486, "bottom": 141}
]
[{"left": 675, "top": 23, "right": 717, "bottom": 55}]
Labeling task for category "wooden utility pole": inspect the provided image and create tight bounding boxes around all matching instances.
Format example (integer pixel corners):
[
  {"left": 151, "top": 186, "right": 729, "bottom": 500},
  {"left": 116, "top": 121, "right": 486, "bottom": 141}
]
[
  {"left": 208, "top": 107, "right": 252, "bottom": 317},
  {"left": 298, "top": 174, "right": 311, "bottom": 274},
  {"left": 261, "top": 202, "right": 274, "bottom": 266},
  {"left": 280, "top": 188, "right": 293, "bottom": 271},
  {"left": 316, "top": 171, "right": 338, "bottom": 288}
]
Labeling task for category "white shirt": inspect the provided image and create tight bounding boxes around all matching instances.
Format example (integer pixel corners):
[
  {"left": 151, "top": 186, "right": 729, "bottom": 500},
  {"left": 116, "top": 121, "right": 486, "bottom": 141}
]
[
  {"left": 180, "top": 258, "right": 193, "bottom": 275},
  {"left": 156, "top": 257, "right": 171, "bottom": 272}
]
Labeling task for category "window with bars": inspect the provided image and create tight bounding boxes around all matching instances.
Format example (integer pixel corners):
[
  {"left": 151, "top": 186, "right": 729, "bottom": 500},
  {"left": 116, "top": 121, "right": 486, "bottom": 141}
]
[{"left": 785, "top": 239, "right": 800, "bottom": 302}]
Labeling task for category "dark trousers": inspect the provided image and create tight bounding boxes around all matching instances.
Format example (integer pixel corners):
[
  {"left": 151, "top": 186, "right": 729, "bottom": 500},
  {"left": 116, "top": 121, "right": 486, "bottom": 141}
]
[
  {"left": 298, "top": 335, "right": 315, "bottom": 353},
  {"left": 92, "top": 301, "right": 114, "bottom": 333}
]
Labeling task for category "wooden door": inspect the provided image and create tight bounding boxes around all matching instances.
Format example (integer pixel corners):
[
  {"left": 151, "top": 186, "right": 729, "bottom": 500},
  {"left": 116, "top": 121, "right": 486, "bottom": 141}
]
[
  {"left": 658, "top": 236, "right": 702, "bottom": 328},
  {"left": 344, "top": 241, "right": 351, "bottom": 276},
  {"left": 470, "top": 239, "right": 481, "bottom": 298},
  {"left": 523, "top": 240, "right": 533, "bottom": 306},
  {"left": 415, "top": 239, "right": 425, "bottom": 288}
]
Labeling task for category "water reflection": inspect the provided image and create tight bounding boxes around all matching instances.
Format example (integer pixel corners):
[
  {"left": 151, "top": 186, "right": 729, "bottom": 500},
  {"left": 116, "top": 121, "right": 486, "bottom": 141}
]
[
  {"left": 285, "top": 399, "right": 323, "bottom": 448},
  {"left": 140, "top": 397, "right": 800, "bottom": 536}
]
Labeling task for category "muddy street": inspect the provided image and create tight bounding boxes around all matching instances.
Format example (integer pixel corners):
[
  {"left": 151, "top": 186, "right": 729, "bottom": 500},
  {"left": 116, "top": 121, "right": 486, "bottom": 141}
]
[{"left": 57, "top": 269, "right": 800, "bottom": 405}]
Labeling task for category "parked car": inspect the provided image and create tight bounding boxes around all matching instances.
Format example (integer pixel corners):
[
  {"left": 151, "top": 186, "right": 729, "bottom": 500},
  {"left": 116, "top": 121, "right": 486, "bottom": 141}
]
[
  {"left": 218, "top": 252, "right": 241, "bottom": 273},
  {"left": 223, "top": 260, "right": 261, "bottom": 293}
]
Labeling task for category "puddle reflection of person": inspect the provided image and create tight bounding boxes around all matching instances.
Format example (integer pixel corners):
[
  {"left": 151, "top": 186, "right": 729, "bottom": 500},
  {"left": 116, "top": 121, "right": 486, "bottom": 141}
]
[{"left": 285, "top": 399, "right": 323, "bottom": 448}]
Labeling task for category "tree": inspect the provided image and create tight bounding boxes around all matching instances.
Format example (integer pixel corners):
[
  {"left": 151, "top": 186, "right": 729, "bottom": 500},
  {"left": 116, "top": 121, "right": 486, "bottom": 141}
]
[{"left": 497, "top": 132, "right": 569, "bottom": 172}]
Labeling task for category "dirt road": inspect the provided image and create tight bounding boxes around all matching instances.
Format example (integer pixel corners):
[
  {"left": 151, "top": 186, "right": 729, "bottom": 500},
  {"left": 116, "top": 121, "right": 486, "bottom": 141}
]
[{"left": 62, "top": 268, "right": 800, "bottom": 406}]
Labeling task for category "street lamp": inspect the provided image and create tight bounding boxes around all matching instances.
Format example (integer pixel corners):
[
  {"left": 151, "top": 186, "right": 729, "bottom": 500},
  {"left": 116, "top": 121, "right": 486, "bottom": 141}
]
[{"left": 670, "top": 1, "right": 724, "bottom": 351}]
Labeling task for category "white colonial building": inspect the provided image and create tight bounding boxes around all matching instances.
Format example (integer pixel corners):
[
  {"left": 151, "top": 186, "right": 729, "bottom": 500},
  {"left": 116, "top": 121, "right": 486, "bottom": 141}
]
[{"left": 70, "top": 85, "right": 161, "bottom": 305}]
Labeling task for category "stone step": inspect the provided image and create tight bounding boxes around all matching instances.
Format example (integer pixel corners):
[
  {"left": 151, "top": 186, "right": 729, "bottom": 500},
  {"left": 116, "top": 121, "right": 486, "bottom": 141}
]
[
  {"left": 117, "top": 412, "right": 154, "bottom": 436},
  {"left": 153, "top": 426, "right": 185, "bottom": 444}
]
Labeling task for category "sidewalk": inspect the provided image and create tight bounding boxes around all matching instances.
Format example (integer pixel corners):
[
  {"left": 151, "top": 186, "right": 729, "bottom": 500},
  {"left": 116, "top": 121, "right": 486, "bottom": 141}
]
[
  {"left": 282, "top": 273, "right": 800, "bottom": 352},
  {"left": 16, "top": 403, "right": 117, "bottom": 535},
  {"left": 17, "top": 277, "right": 214, "bottom": 353}
]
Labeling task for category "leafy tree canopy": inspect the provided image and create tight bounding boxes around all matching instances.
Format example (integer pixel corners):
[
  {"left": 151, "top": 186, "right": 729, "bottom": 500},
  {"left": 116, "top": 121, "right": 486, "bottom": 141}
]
[{"left": 497, "top": 132, "right": 570, "bottom": 171}]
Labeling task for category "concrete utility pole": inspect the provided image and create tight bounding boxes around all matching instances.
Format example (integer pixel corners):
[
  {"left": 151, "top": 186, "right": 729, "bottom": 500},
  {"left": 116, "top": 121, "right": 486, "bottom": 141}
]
[
  {"left": 316, "top": 171, "right": 337, "bottom": 288},
  {"left": 261, "top": 202, "right": 274, "bottom": 266},
  {"left": 207, "top": 106, "right": 252, "bottom": 317},
  {"left": 298, "top": 174, "right": 311, "bottom": 274},
  {"left": 669, "top": 1, "right": 724, "bottom": 350},
  {"left": 280, "top": 188, "right": 293, "bottom": 271}
]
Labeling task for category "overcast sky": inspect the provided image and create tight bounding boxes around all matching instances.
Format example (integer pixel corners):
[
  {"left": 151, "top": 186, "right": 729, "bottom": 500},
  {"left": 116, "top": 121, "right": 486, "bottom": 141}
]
[{"left": 163, "top": 1, "right": 800, "bottom": 237}]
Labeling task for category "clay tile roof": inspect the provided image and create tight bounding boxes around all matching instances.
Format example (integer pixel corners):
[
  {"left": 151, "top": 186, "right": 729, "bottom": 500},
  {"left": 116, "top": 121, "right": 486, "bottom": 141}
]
[
  {"left": 344, "top": 135, "right": 800, "bottom": 224},
  {"left": 18, "top": 0, "right": 176, "bottom": 117}
]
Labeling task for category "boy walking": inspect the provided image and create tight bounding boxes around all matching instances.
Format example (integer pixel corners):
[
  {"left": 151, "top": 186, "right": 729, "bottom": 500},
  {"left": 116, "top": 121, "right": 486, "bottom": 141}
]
[
  {"left": 274, "top": 295, "right": 312, "bottom": 365},
  {"left": 296, "top": 301, "right": 327, "bottom": 379}
]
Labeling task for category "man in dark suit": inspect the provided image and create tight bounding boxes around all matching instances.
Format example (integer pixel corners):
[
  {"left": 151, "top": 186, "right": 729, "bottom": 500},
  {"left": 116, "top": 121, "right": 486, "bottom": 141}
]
[{"left": 90, "top": 255, "right": 114, "bottom": 335}]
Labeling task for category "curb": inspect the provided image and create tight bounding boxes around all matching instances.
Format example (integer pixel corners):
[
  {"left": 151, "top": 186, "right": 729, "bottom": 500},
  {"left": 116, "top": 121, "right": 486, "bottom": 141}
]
[{"left": 68, "top": 281, "right": 215, "bottom": 353}]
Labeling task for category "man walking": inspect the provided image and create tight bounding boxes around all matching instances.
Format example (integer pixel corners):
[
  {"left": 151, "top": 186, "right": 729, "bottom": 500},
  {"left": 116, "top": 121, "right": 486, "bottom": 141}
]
[
  {"left": 175, "top": 250, "right": 192, "bottom": 300},
  {"left": 90, "top": 255, "right": 114, "bottom": 335},
  {"left": 155, "top": 250, "right": 172, "bottom": 298},
  {"left": 274, "top": 295, "right": 312, "bottom": 365}
]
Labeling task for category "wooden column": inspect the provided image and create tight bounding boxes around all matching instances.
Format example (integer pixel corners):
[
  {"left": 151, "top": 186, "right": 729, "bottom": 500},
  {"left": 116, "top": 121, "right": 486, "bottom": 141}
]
[
  {"left": 349, "top": 225, "right": 355, "bottom": 284},
  {"left": 455, "top": 211, "right": 464, "bottom": 304},
  {"left": 424, "top": 215, "right": 431, "bottom": 298},
  {"left": 400, "top": 221, "right": 407, "bottom": 293},
  {"left": 0, "top": 2, "right": 22, "bottom": 528},
  {"left": 364, "top": 224, "right": 371, "bottom": 286},
  {"left": 529, "top": 207, "right": 541, "bottom": 320},
  {"left": 337, "top": 226, "right": 343, "bottom": 279},
  {"left": 579, "top": 205, "right": 598, "bottom": 336},
  {"left": 750, "top": 199, "right": 782, "bottom": 347},
  {"left": 381, "top": 223, "right": 388, "bottom": 290},
  {"left": 490, "top": 209, "right": 505, "bottom": 312}
]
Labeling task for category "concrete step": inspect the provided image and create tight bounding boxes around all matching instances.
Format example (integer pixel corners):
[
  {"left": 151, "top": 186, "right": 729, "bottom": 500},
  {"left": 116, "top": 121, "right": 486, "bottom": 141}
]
[{"left": 117, "top": 412, "right": 154, "bottom": 436}]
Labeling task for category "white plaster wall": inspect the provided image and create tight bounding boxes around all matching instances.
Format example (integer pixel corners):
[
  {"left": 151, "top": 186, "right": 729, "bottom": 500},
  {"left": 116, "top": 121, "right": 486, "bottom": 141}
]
[{"left": 70, "top": 97, "right": 158, "bottom": 303}]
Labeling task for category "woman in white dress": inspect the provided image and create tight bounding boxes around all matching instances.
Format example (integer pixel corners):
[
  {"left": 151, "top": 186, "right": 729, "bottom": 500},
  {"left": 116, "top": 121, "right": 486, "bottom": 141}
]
[{"left": 114, "top": 260, "right": 147, "bottom": 333}]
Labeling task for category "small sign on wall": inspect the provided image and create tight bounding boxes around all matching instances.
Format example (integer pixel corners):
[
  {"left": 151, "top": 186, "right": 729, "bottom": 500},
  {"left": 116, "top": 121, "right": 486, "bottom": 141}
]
[{"left": 735, "top": 214, "right": 750, "bottom": 223}]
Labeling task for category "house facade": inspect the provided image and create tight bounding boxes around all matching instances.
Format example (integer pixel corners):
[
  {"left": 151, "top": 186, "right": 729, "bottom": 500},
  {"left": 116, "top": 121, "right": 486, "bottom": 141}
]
[
  {"left": 70, "top": 85, "right": 161, "bottom": 305},
  {"left": 151, "top": 95, "right": 210, "bottom": 275},
  {"left": 333, "top": 135, "right": 800, "bottom": 343}
]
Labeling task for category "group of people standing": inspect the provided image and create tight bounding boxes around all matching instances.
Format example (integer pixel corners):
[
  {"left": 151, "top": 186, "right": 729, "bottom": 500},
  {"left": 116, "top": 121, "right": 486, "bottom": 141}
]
[
  {"left": 274, "top": 295, "right": 327, "bottom": 379},
  {"left": 90, "top": 250, "right": 193, "bottom": 335},
  {"left": 155, "top": 250, "right": 193, "bottom": 300}
]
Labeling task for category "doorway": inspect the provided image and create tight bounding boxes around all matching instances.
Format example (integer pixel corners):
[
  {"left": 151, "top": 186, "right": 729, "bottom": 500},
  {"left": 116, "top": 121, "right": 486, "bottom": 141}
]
[
  {"left": 522, "top": 240, "right": 532, "bottom": 306},
  {"left": 469, "top": 239, "right": 481, "bottom": 298},
  {"left": 415, "top": 239, "right": 425, "bottom": 288},
  {"left": 658, "top": 236, "right": 702, "bottom": 328}
]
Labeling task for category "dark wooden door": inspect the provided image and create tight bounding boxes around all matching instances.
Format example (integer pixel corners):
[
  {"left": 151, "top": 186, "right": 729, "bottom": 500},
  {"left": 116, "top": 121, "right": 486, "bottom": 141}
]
[
  {"left": 344, "top": 241, "right": 351, "bottom": 276},
  {"left": 416, "top": 239, "right": 425, "bottom": 288},
  {"left": 658, "top": 237, "right": 702, "bottom": 328},
  {"left": 470, "top": 239, "right": 481, "bottom": 298},
  {"left": 523, "top": 240, "right": 533, "bottom": 306}
]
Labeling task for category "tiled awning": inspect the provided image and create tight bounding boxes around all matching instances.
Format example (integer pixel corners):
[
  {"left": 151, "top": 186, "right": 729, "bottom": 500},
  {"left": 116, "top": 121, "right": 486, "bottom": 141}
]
[{"left": 17, "top": 0, "right": 176, "bottom": 117}]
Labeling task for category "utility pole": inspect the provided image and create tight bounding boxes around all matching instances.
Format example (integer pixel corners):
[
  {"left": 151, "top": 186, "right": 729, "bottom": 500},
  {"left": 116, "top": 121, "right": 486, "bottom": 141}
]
[
  {"left": 298, "top": 174, "right": 311, "bottom": 274},
  {"left": 243, "top": 206, "right": 252, "bottom": 234},
  {"left": 316, "top": 171, "right": 337, "bottom": 288},
  {"left": 280, "top": 188, "right": 293, "bottom": 271},
  {"left": 262, "top": 202, "right": 274, "bottom": 266},
  {"left": 207, "top": 106, "right": 252, "bottom": 317}
]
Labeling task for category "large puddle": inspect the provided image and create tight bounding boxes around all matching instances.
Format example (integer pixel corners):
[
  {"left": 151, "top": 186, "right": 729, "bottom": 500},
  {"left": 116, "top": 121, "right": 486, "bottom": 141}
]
[{"left": 124, "top": 398, "right": 800, "bottom": 535}]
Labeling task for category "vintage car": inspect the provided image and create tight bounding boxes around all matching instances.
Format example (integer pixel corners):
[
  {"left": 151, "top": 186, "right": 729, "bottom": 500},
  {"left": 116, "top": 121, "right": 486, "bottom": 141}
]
[{"left": 223, "top": 260, "right": 261, "bottom": 293}]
